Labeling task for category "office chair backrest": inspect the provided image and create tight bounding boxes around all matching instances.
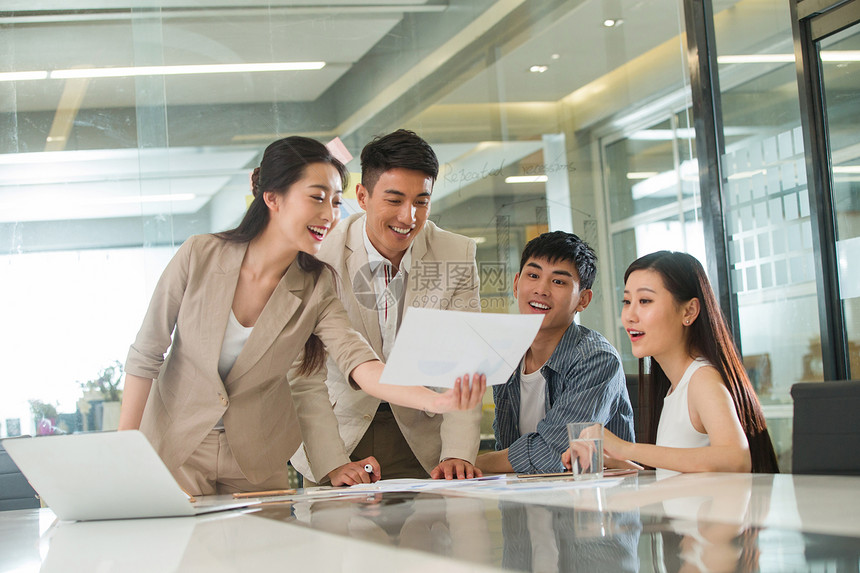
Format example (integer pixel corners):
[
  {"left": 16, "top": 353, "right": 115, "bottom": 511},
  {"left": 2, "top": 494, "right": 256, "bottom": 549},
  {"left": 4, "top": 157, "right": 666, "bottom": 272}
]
[
  {"left": 0, "top": 440, "right": 40, "bottom": 510},
  {"left": 791, "top": 380, "right": 860, "bottom": 475}
]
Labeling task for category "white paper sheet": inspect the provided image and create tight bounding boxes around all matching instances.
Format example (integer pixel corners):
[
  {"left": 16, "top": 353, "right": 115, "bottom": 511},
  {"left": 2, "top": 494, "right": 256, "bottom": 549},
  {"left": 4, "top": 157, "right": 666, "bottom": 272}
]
[{"left": 379, "top": 308, "right": 543, "bottom": 387}]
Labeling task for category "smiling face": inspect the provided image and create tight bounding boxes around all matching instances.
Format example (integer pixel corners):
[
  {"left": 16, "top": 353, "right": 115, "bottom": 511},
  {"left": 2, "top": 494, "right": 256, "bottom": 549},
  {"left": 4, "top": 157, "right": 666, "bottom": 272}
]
[
  {"left": 356, "top": 167, "right": 432, "bottom": 268},
  {"left": 265, "top": 161, "right": 343, "bottom": 256},
  {"left": 622, "top": 268, "right": 698, "bottom": 362},
  {"left": 514, "top": 257, "right": 593, "bottom": 334}
]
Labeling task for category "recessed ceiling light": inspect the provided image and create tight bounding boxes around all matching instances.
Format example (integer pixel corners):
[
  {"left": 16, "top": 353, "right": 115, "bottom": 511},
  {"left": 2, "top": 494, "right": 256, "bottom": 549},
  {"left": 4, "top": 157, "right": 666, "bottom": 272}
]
[
  {"left": 603, "top": 18, "right": 623, "bottom": 27},
  {"left": 529, "top": 65, "right": 549, "bottom": 73},
  {"left": 551, "top": 54, "right": 561, "bottom": 60}
]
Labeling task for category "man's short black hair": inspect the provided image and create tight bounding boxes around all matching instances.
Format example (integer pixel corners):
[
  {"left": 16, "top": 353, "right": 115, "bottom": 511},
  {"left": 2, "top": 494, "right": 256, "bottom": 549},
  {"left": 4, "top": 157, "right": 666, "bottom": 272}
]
[
  {"left": 360, "top": 129, "right": 439, "bottom": 194},
  {"left": 518, "top": 231, "right": 598, "bottom": 290}
]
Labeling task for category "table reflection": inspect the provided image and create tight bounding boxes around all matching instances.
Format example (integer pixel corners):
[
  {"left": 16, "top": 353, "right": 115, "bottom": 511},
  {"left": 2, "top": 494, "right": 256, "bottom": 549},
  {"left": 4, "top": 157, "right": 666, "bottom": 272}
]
[
  {"left": 21, "top": 473, "right": 860, "bottom": 573},
  {"left": 608, "top": 473, "right": 771, "bottom": 572},
  {"left": 285, "top": 488, "right": 642, "bottom": 572},
  {"left": 290, "top": 492, "right": 495, "bottom": 568},
  {"left": 499, "top": 500, "right": 641, "bottom": 573}
]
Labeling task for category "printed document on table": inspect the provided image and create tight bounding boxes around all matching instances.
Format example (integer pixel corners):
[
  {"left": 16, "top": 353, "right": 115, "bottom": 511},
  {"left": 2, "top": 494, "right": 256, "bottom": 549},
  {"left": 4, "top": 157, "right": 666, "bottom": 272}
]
[{"left": 379, "top": 307, "right": 543, "bottom": 387}]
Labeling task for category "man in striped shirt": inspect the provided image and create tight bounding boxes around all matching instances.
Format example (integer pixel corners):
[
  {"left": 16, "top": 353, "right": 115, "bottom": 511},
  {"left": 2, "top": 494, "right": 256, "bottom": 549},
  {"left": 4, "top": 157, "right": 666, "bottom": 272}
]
[{"left": 476, "top": 231, "right": 635, "bottom": 474}]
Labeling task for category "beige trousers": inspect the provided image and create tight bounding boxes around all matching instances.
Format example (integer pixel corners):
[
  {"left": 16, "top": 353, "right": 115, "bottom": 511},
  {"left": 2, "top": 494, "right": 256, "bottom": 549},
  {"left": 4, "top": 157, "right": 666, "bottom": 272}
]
[{"left": 174, "top": 429, "right": 289, "bottom": 496}]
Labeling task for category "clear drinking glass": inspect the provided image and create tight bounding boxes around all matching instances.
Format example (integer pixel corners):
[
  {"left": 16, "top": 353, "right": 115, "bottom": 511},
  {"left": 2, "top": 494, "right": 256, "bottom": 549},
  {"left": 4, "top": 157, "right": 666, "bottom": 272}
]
[{"left": 566, "top": 422, "right": 604, "bottom": 480}]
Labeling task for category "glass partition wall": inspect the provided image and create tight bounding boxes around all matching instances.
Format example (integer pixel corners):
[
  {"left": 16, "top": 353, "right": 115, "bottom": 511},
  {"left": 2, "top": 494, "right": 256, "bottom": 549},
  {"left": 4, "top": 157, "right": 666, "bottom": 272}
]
[
  {"left": 713, "top": 0, "right": 824, "bottom": 469},
  {"left": 0, "top": 0, "right": 696, "bottom": 440},
  {"left": 1, "top": 0, "right": 822, "bottom": 470}
]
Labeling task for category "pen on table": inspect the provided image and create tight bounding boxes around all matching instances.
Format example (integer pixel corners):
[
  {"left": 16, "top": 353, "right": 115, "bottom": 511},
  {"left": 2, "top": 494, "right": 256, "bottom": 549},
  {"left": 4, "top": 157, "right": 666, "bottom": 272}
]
[{"left": 232, "top": 489, "right": 297, "bottom": 499}]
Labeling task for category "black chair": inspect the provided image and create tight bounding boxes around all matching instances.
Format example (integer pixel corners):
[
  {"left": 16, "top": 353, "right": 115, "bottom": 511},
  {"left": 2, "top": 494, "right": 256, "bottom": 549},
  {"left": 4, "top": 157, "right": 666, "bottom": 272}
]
[
  {"left": 791, "top": 380, "right": 860, "bottom": 475},
  {"left": 0, "top": 440, "right": 40, "bottom": 511}
]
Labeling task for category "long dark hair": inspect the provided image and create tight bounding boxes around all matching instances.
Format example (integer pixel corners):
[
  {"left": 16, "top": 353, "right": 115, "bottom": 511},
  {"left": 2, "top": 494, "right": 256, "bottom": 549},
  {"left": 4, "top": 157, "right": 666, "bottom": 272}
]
[
  {"left": 626, "top": 251, "right": 779, "bottom": 473},
  {"left": 217, "top": 136, "right": 349, "bottom": 376}
]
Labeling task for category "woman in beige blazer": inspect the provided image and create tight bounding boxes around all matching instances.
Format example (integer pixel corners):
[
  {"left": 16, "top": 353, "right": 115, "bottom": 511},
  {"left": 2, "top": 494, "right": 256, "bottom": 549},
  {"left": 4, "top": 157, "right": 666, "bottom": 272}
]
[{"left": 118, "top": 137, "right": 485, "bottom": 496}]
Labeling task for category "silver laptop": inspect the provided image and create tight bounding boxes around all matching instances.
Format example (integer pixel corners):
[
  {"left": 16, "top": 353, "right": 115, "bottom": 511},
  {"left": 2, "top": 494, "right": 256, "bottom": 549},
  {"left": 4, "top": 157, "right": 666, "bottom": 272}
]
[{"left": 2, "top": 430, "right": 257, "bottom": 521}]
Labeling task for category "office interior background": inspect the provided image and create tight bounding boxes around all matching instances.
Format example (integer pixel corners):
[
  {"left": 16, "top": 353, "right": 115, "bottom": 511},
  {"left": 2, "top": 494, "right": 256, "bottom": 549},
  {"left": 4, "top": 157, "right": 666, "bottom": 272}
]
[{"left": 1, "top": 0, "right": 857, "bottom": 471}]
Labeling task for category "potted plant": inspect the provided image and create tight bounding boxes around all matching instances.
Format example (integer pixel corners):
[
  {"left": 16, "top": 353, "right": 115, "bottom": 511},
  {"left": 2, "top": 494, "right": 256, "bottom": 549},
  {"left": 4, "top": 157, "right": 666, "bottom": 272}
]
[
  {"left": 28, "top": 399, "right": 59, "bottom": 435},
  {"left": 80, "top": 360, "right": 124, "bottom": 402},
  {"left": 79, "top": 361, "right": 124, "bottom": 430}
]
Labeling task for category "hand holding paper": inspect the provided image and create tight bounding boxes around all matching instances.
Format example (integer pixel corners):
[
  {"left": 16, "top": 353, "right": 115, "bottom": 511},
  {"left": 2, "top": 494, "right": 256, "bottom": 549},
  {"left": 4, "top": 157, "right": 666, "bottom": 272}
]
[
  {"left": 379, "top": 308, "right": 543, "bottom": 388},
  {"left": 428, "top": 373, "right": 487, "bottom": 412},
  {"left": 349, "top": 360, "right": 485, "bottom": 413}
]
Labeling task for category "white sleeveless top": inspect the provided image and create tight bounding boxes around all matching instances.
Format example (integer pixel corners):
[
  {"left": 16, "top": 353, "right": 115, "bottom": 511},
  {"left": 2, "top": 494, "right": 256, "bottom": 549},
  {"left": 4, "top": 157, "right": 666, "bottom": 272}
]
[{"left": 656, "top": 357, "right": 712, "bottom": 449}]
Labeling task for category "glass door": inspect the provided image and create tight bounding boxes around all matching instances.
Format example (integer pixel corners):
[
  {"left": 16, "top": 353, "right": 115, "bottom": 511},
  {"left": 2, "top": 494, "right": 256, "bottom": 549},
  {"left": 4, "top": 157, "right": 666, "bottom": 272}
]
[
  {"left": 820, "top": 22, "right": 860, "bottom": 378},
  {"left": 791, "top": 0, "right": 860, "bottom": 381}
]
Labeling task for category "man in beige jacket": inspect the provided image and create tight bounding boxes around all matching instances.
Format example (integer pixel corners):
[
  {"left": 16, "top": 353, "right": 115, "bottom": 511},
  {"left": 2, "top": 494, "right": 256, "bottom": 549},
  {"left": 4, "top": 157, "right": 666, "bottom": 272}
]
[{"left": 291, "top": 129, "right": 483, "bottom": 483}]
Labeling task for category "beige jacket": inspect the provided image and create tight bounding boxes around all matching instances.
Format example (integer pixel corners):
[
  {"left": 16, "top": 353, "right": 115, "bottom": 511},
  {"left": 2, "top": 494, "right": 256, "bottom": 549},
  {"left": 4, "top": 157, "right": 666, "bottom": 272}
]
[
  {"left": 290, "top": 214, "right": 482, "bottom": 482},
  {"left": 125, "top": 234, "right": 378, "bottom": 485}
]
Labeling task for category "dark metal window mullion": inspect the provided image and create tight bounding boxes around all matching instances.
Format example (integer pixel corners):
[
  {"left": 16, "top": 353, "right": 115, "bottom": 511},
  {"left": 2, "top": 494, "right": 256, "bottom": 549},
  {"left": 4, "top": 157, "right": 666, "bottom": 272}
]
[{"left": 682, "top": 0, "right": 742, "bottom": 351}]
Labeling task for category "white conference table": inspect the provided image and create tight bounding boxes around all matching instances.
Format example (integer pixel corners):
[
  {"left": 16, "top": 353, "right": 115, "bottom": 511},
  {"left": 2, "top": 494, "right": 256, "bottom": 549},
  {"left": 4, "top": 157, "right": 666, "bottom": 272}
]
[{"left": 2, "top": 471, "right": 859, "bottom": 572}]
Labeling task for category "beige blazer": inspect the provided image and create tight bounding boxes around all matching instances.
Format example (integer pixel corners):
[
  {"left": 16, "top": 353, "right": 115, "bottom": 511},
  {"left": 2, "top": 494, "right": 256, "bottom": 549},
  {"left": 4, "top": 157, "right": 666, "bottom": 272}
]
[
  {"left": 290, "top": 214, "right": 482, "bottom": 482},
  {"left": 125, "top": 234, "right": 378, "bottom": 485}
]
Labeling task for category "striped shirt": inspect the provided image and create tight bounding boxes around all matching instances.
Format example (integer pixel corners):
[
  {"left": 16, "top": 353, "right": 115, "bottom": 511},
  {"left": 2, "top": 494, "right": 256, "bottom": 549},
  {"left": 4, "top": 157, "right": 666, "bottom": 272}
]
[{"left": 493, "top": 322, "right": 635, "bottom": 473}]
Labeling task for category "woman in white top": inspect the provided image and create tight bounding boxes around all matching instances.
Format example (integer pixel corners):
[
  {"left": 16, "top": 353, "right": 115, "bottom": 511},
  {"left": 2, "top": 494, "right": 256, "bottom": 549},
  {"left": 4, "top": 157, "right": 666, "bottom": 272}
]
[{"left": 563, "top": 251, "right": 778, "bottom": 474}]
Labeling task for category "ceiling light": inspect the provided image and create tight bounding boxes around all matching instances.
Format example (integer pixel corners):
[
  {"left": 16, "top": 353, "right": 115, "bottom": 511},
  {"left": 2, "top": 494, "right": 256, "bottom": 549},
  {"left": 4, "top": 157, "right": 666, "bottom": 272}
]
[
  {"left": 718, "top": 51, "right": 860, "bottom": 64},
  {"left": 0, "top": 70, "right": 49, "bottom": 82},
  {"left": 629, "top": 128, "right": 695, "bottom": 140},
  {"left": 551, "top": 54, "right": 561, "bottom": 60},
  {"left": 822, "top": 51, "right": 860, "bottom": 62},
  {"left": 529, "top": 65, "right": 549, "bottom": 73},
  {"left": 603, "top": 19, "right": 623, "bottom": 27},
  {"left": 50, "top": 61, "right": 325, "bottom": 80},
  {"left": 506, "top": 175, "right": 548, "bottom": 184},
  {"left": 717, "top": 54, "right": 795, "bottom": 64},
  {"left": 626, "top": 172, "right": 658, "bottom": 180}
]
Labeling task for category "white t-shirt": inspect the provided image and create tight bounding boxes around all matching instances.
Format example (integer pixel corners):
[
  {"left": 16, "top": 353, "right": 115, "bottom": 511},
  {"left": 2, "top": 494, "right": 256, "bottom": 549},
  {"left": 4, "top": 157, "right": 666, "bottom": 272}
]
[{"left": 518, "top": 361, "right": 547, "bottom": 436}]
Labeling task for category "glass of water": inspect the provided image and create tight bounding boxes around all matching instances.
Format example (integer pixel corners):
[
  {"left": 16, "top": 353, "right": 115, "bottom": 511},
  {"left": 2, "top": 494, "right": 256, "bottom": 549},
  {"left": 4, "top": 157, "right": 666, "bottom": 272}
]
[{"left": 566, "top": 422, "right": 604, "bottom": 480}]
